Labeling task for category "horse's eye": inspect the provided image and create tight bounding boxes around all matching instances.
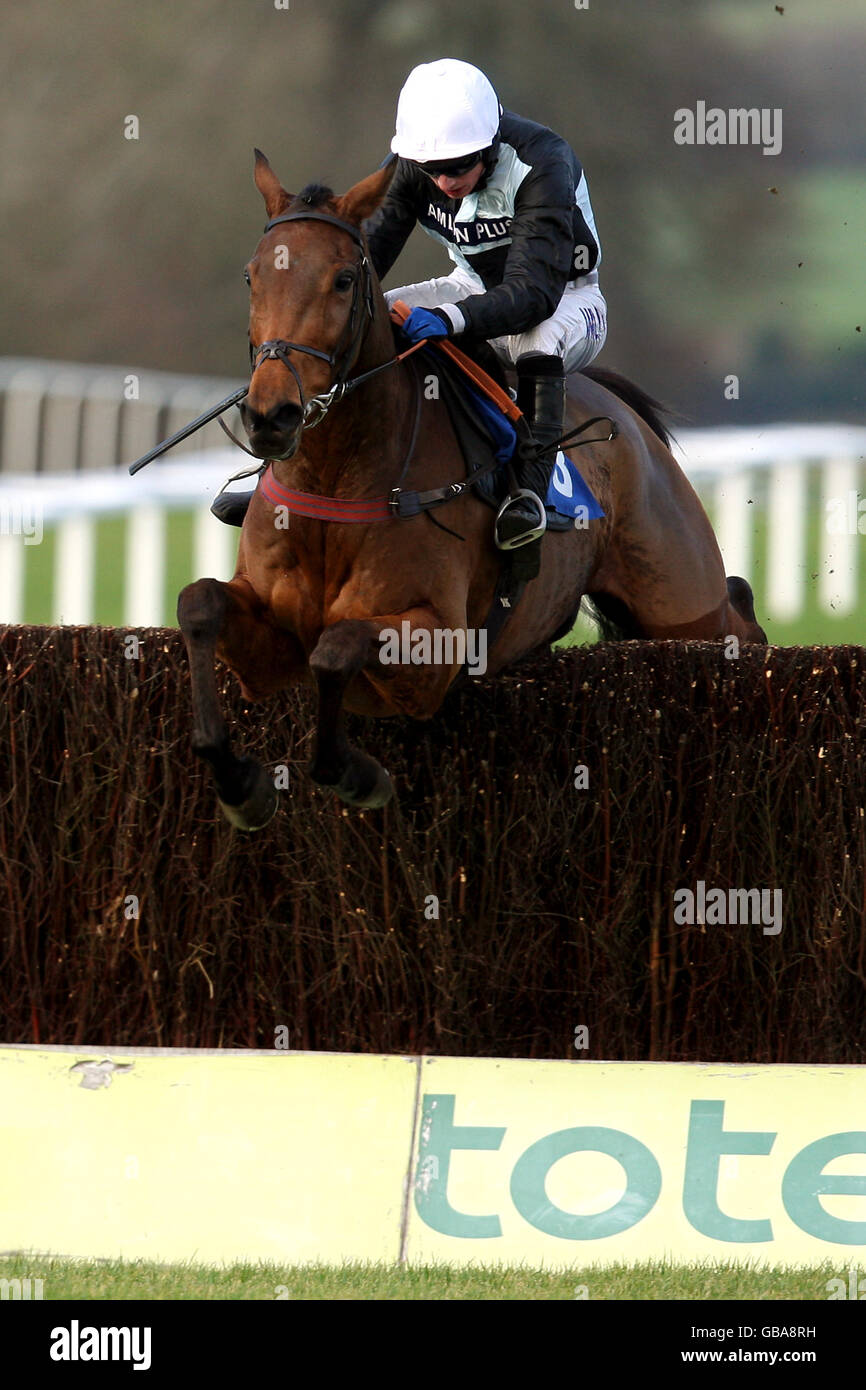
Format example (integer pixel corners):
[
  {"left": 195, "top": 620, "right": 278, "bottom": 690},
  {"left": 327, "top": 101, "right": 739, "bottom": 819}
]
[
  {"left": 334, "top": 270, "right": 355, "bottom": 293},
  {"left": 244, "top": 269, "right": 251, "bottom": 286}
]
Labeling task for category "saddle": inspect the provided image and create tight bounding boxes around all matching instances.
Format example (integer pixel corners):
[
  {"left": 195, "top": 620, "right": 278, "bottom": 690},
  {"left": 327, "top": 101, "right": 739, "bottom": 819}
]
[
  {"left": 408, "top": 328, "right": 573, "bottom": 535},
  {"left": 386, "top": 302, "right": 603, "bottom": 537},
  {"left": 387, "top": 305, "right": 607, "bottom": 662}
]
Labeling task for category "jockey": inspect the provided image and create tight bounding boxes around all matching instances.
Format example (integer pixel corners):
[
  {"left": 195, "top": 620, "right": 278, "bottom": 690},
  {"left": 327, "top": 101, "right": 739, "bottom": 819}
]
[{"left": 366, "top": 58, "right": 607, "bottom": 557}]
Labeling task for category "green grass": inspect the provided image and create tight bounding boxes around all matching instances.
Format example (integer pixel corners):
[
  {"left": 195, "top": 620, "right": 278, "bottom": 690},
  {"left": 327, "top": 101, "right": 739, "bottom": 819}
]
[
  {"left": 16, "top": 481, "right": 866, "bottom": 645},
  {"left": 562, "top": 467, "right": 865, "bottom": 648},
  {"left": 0, "top": 1254, "right": 848, "bottom": 1301},
  {"left": 23, "top": 511, "right": 199, "bottom": 627}
]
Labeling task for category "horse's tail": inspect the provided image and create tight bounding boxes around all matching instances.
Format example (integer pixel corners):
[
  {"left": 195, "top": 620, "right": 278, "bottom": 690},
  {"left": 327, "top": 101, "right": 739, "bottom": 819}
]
[
  {"left": 581, "top": 591, "right": 643, "bottom": 642},
  {"left": 579, "top": 365, "right": 675, "bottom": 450}
]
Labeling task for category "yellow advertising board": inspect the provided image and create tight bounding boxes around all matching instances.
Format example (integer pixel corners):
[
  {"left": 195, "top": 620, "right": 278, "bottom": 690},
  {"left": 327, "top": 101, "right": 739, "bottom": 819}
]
[
  {"left": 0, "top": 1047, "right": 414, "bottom": 1265},
  {"left": 406, "top": 1057, "right": 866, "bottom": 1267},
  {"left": 1, "top": 1047, "right": 865, "bottom": 1267}
]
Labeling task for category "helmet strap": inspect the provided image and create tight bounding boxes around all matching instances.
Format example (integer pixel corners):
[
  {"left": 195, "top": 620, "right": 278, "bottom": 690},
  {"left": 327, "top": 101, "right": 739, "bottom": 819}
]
[{"left": 474, "top": 133, "right": 501, "bottom": 192}]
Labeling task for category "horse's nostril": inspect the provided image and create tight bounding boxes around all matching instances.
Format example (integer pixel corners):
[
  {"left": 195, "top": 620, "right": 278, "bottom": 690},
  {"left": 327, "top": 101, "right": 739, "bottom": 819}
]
[
  {"left": 238, "top": 401, "right": 263, "bottom": 432},
  {"left": 240, "top": 400, "right": 301, "bottom": 437},
  {"left": 272, "top": 401, "right": 303, "bottom": 433}
]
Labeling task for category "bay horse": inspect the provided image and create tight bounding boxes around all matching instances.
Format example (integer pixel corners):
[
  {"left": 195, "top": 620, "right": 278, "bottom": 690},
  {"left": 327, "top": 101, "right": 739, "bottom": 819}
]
[{"left": 176, "top": 152, "right": 765, "bottom": 827}]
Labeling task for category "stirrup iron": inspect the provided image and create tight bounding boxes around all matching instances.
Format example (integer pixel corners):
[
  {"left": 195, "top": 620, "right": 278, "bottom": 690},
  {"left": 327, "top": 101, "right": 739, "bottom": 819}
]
[{"left": 494, "top": 490, "right": 548, "bottom": 551}]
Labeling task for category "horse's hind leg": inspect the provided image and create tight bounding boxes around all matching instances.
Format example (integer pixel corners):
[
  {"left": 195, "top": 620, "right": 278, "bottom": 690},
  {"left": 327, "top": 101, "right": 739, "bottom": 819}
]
[
  {"left": 177, "top": 577, "right": 287, "bottom": 831},
  {"left": 726, "top": 575, "right": 768, "bottom": 643},
  {"left": 308, "top": 620, "right": 393, "bottom": 809}
]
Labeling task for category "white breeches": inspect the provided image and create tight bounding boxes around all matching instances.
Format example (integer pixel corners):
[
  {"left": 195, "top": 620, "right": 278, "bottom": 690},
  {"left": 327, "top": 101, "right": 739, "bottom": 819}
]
[{"left": 384, "top": 265, "right": 607, "bottom": 374}]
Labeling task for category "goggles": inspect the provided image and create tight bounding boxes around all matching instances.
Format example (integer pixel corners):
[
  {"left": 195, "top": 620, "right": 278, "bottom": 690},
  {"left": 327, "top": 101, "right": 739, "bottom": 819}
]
[{"left": 413, "top": 150, "right": 483, "bottom": 179}]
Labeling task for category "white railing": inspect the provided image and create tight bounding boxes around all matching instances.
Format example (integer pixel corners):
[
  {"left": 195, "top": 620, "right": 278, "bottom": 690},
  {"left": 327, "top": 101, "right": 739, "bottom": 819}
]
[
  {"left": 1, "top": 427, "right": 864, "bottom": 629},
  {"left": 0, "top": 348, "right": 863, "bottom": 630},
  {"left": 0, "top": 452, "right": 247, "bottom": 624},
  {"left": 0, "top": 357, "right": 243, "bottom": 475},
  {"left": 672, "top": 425, "right": 866, "bottom": 621},
  {"left": 0, "top": 355, "right": 248, "bottom": 625}
]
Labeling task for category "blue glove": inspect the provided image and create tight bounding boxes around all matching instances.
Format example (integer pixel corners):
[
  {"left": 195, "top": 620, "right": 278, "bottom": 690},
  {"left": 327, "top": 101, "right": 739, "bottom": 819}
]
[{"left": 402, "top": 306, "right": 452, "bottom": 344}]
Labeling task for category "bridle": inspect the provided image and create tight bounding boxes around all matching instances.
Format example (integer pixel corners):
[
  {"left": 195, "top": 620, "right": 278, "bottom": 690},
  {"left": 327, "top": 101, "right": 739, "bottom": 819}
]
[
  {"left": 248, "top": 208, "right": 378, "bottom": 431},
  {"left": 230, "top": 206, "right": 428, "bottom": 459}
]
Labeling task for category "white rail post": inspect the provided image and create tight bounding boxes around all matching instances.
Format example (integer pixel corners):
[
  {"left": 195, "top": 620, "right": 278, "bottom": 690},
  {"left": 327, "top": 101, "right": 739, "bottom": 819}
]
[
  {"left": 0, "top": 367, "right": 46, "bottom": 474},
  {"left": 713, "top": 469, "right": 753, "bottom": 581},
  {"left": 80, "top": 373, "right": 125, "bottom": 471},
  {"left": 125, "top": 505, "right": 167, "bottom": 627},
  {"left": 0, "top": 535, "right": 24, "bottom": 623},
  {"left": 820, "top": 458, "right": 859, "bottom": 616},
  {"left": 192, "top": 504, "right": 236, "bottom": 585},
  {"left": 119, "top": 393, "right": 164, "bottom": 474},
  {"left": 766, "top": 460, "right": 807, "bottom": 621},
  {"left": 53, "top": 517, "right": 95, "bottom": 623},
  {"left": 41, "top": 371, "right": 85, "bottom": 473}
]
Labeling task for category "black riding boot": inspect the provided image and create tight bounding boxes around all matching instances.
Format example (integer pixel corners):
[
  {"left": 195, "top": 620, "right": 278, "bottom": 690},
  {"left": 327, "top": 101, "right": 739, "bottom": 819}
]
[
  {"left": 211, "top": 489, "right": 255, "bottom": 526},
  {"left": 494, "top": 353, "right": 565, "bottom": 570}
]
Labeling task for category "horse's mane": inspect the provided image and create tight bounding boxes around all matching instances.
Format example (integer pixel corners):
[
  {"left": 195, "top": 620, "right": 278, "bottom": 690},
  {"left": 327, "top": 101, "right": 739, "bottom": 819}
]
[
  {"left": 290, "top": 183, "right": 336, "bottom": 211},
  {"left": 580, "top": 365, "right": 674, "bottom": 449}
]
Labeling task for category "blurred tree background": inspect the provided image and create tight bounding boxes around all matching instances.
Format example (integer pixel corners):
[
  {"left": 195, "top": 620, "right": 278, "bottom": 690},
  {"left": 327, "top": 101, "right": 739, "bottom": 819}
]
[{"left": 2, "top": 0, "right": 863, "bottom": 423}]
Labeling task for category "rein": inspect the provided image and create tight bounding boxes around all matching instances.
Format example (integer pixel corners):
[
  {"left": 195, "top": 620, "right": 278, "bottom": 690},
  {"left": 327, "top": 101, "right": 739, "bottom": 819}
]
[
  {"left": 130, "top": 206, "right": 618, "bottom": 504},
  {"left": 237, "top": 211, "right": 619, "bottom": 523}
]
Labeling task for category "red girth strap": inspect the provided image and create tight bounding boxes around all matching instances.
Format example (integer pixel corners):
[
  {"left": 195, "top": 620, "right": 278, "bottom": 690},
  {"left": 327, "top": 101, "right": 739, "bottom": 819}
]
[{"left": 259, "top": 465, "right": 395, "bottom": 521}]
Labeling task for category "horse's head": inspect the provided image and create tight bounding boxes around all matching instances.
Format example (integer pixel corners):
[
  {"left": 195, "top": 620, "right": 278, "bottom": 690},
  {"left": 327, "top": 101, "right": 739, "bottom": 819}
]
[{"left": 239, "top": 150, "right": 395, "bottom": 460}]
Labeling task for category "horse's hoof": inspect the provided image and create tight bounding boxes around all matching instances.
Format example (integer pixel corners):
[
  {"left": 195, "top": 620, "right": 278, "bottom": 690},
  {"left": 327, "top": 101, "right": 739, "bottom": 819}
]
[
  {"left": 218, "top": 762, "right": 278, "bottom": 831},
  {"left": 335, "top": 760, "right": 394, "bottom": 810},
  {"left": 357, "top": 765, "right": 394, "bottom": 809}
]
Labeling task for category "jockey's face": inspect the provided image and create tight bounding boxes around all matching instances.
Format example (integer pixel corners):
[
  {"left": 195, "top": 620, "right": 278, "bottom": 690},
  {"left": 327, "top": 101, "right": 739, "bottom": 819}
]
[
  {"left": 416, "top": 154, "right": 486, "bottom": 201},
  {"left": 432, "top": 161, "right": 484, "bottom": 200}
]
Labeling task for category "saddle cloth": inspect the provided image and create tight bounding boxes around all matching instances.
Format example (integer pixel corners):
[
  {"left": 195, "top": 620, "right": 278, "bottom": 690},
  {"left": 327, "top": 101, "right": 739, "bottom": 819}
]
[{"left": 413, "top": 336, "right": 605, "bottom": 529}]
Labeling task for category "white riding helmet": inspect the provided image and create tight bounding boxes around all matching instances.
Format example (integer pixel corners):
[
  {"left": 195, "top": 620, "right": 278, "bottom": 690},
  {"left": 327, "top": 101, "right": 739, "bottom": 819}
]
[{"left": 391, "top": 59, "right": 501, "bottom": 162}]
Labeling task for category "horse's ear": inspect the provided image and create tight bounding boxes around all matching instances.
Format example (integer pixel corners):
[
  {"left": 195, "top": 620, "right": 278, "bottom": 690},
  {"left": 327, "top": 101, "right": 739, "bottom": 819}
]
[
  {"left": 336, "top": 160, "right": 397, "bottom": 226},
  {"left": 253, "top": 149, "right": 293, "bottom": 220}
]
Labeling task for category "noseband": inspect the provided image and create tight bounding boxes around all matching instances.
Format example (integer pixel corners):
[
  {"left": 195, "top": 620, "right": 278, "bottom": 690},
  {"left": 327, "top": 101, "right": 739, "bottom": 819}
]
[{"left": 249, "top": 209, "right": 376, "bottom": 430}]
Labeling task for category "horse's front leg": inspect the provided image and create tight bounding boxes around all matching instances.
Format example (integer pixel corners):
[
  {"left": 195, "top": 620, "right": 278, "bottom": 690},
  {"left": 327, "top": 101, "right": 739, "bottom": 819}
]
[
  {"left": 177, "top": 576, "right": 303, "bottom": 831},
  {"left": 309, "top": 610, "right": 458, "bottom": 809}
]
